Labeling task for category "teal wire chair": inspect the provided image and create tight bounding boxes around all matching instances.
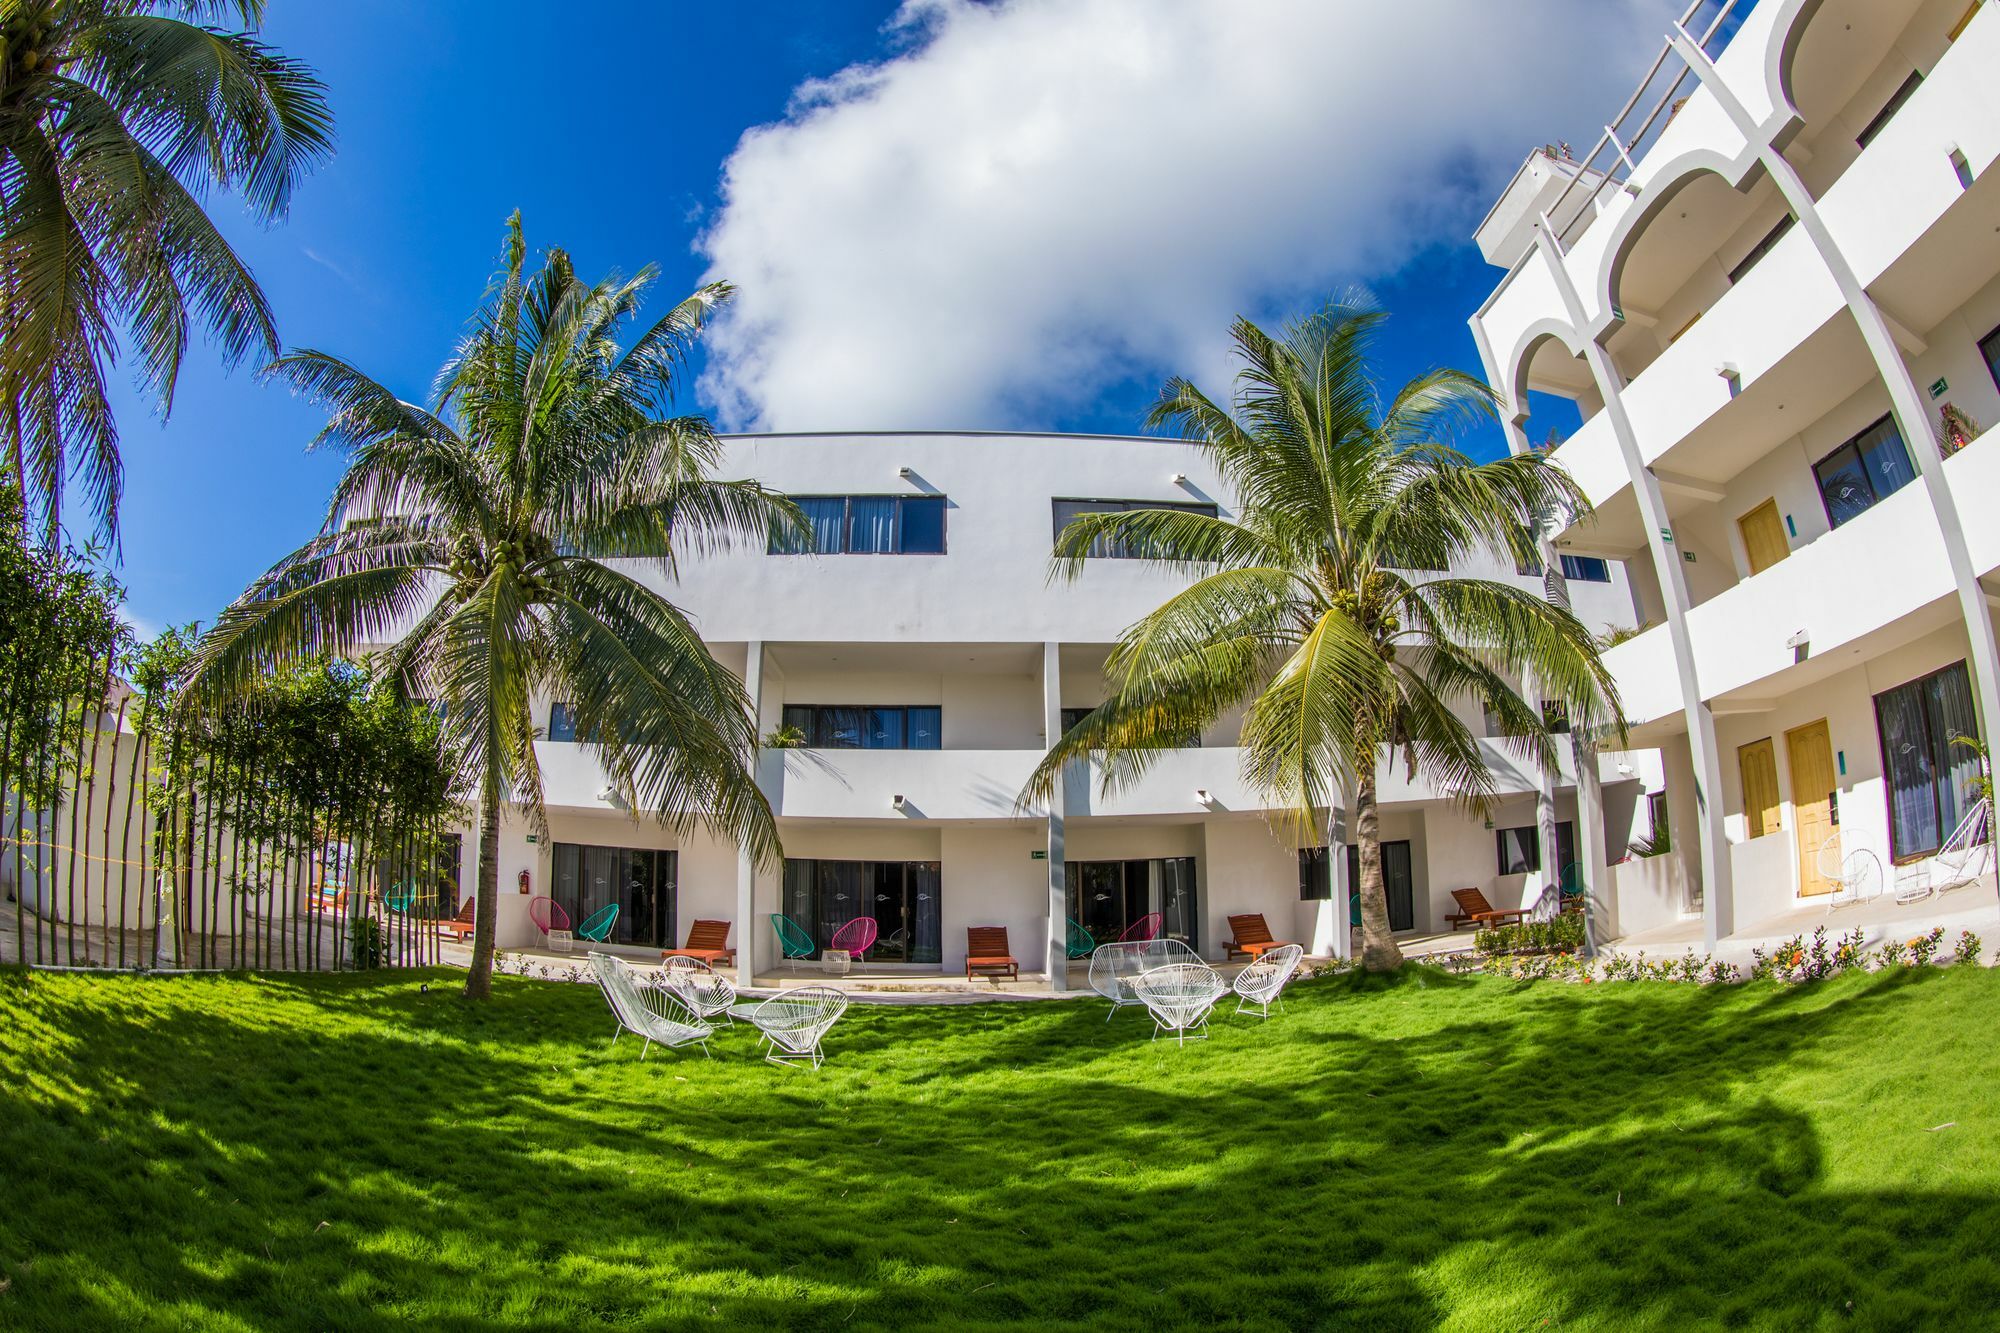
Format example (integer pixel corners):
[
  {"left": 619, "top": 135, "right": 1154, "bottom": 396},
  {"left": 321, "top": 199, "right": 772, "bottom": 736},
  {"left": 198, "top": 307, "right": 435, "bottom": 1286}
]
[
  {"left": 1064, "top": 917, "right": 1095, "bottom": 960},
  {"left": 577, "top": 903, "right": 620, "bottom": 944},
  {"left": 1558, "top": 862, "right": 1587, "bottom": 915},
  {"left": 771, "top": 913, "right": 817, "bottom": 971},
  {"left": 383, "top": 881, "right": 419, "bottom": 914}
]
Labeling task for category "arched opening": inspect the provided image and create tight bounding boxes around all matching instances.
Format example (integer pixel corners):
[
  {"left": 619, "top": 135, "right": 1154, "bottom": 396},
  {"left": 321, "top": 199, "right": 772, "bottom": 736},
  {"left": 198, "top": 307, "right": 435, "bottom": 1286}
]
[
  {"left": 1601, "top": 166, "right": 1775, "bottom": 384},
  {"left": 1512, "top": 330, "right": 1596, "bottom": 445}
]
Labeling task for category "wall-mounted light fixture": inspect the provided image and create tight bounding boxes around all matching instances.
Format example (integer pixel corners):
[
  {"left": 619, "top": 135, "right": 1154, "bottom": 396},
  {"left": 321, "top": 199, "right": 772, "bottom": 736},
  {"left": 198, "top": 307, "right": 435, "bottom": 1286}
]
[
  {"left": 897, "top": 465, "right": 913, "bottom": 479},
  {"left": 1193, "top": 788, "right": 1212, "bottom": 806},
  {"left": 1169, "top": 472, "right": 1188, "bottom": 485},
  {"left": 891, "top": 793, "right": 907, "bottom": 811}
]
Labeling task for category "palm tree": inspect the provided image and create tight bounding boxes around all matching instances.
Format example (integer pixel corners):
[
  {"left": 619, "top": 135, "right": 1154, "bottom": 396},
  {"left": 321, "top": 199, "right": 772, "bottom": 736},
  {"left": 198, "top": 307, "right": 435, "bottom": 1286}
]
[
  {"left": 1024, "top": 303, "right": 1620, "bottom": 972},
  {"left": 0, "top": 0, "right": 333, "bottom": 542},
  {"left": 187, "top": 215, "right": 800, "bottom": 999}
]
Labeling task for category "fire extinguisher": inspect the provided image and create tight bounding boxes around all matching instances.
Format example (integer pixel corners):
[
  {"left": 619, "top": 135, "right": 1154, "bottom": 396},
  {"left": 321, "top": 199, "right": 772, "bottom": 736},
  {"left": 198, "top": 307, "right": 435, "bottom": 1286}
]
[{"left": 518, "top": 868, "right": 531, "bottom": 895}]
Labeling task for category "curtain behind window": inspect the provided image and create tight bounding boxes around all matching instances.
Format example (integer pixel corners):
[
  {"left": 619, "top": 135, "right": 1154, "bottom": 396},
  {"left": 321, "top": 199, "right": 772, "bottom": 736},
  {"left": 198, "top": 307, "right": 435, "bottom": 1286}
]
[
  {"left": 1928, "top": 664, "right": 1982, "bottom": 847},
  {"left": 1879, "top": 682, "right": 1939, "bottom": 856},
  {"left": 800, "top": 498, "right": 847, "bottom": 553},
  {"left": 910, "top": 862, "right": 942, "bottom": 964},
  {"left": 847, "top": 497, "right": 897, "bottom": 553}
]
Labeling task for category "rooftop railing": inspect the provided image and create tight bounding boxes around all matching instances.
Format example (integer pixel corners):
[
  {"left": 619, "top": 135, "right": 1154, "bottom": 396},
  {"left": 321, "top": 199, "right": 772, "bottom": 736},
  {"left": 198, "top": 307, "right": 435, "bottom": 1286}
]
[{"left": 1545, "top": 0, "right": 1753, "bottom": 251}]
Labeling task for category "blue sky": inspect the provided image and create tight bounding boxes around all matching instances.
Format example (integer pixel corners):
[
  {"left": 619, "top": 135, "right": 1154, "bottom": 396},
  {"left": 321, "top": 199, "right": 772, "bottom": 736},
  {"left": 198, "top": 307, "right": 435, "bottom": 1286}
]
[{"left": 108, "top": 0, "right": 1655, "bottom": 636}]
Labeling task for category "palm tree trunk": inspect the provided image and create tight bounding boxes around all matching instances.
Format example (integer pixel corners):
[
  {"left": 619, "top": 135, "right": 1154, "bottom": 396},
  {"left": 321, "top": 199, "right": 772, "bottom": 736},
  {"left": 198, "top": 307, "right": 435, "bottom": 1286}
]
[
  {"left": 1354, "top": 770, "right": 1405, "bottom": 973},
  {"left": 462, "top": 774, "right": 501, "bottom": 1000}
]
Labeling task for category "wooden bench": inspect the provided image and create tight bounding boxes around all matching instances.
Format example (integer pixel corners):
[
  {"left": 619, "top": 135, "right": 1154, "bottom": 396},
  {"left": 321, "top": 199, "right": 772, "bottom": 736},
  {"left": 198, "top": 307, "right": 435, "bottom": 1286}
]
[
  {"left": 662, "top": 918, "right": 736, "bottom": 967},
  {"left": 1447, "top": 887, "right": 1530, "bottom": 931},
  {"left": 965, "top": 926, "right": 1019, "bottom": 981},
  {"left": 437, "top": 900, "right": 477, "bottom": 941},
  {"left": 1224, "top": 912, "right": 1293, "bottom": 961}
]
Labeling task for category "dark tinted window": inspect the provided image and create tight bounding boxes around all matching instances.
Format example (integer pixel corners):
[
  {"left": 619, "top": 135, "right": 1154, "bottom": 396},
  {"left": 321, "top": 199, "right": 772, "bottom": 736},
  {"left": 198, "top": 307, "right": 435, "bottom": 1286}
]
[
  {"left": 1980, "top": 322, "right": 2000, "bottom": 395},
  {"left": 781, "top": 704, "right": 942, "bottom": 749},
  {"left": 1856, "top": 71, "right": 1923, "bottom": 149},
  {"left": 1814, "top": 416, "right": 1915, "bottom": 528},
  {"left": 1726, "top": 215, "right": 1794, "bottom": 285},
  {"left": 770, "top": 496, "right": 948, "bottom": 554},
  {"left": 1051, "top": 498, "right": 1217, "bottom": 558},
  {"left": 1559, "top": 554, "right": 1611, "bottom": 583},
  {"left": 1874, "top": 661, "right": 1982, "bottom": 861}
]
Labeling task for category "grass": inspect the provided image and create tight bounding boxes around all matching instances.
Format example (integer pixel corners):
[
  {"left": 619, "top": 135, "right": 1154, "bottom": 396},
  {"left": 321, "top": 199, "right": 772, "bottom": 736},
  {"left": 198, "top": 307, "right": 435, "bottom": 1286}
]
[{"left": 2, "top": 965, "right": 1998, "bottom": 1331}]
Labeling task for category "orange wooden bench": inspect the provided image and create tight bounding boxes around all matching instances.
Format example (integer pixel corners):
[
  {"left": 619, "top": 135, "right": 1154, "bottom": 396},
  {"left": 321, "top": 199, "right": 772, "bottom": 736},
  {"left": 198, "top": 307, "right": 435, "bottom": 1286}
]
[
  {"left": 965, "top": 926, "right": 1019, "bottom": 980},
  {"left": 1224, "top": 912, "right": 1293, "bottom": 961},
  {"left": 437, "top": 900, "right": 477, "bottom": 941},
  {"left": 662, "top": 919, "right": 736, "bottom": 967},
  {"left": 1447, "top": 888, "right": 1530, "bottom": 930}
]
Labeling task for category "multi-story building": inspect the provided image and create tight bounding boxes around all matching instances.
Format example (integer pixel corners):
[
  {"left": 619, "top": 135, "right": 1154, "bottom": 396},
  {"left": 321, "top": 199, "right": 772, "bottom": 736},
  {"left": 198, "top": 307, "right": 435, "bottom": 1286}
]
[
  {"left": 478, "top": 430, "right": 1658, "bottom": 984},
  {"left": 1468, "top": 0, "right": 2000, "bottom": 948}
]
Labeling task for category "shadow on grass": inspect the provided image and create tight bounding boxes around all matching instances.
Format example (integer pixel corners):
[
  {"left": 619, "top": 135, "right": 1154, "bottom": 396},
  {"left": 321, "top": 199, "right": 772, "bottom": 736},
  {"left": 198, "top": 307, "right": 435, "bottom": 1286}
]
[{"left": 2, "top": 962, "right": 1997, "bottom": 1329}]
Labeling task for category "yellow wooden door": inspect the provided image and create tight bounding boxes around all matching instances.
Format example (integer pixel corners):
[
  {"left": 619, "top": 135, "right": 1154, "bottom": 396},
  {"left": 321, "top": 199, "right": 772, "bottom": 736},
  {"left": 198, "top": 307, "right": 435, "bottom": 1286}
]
[
  {"left": 1786, "top": 719, "right": 1839, "bottom": 895},
  {"left": 1739, "top": 738, "right": 1781, "bottom": 839},
  {"left": 1738, "top": 499, "right": 1790, "bottom": 576}
]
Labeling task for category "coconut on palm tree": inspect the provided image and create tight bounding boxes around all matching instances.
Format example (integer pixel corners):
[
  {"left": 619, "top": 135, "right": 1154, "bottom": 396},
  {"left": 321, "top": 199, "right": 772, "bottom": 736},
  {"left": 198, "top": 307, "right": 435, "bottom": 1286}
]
[
  {"left": 187, "top": 215, "right": 800, "bottom": 999},
  {"left": 0, "top": 0, "right": 333, "bottom": 544},
  {"left": 1024, "top": 302, "right": 1620, "bottom": 973}
]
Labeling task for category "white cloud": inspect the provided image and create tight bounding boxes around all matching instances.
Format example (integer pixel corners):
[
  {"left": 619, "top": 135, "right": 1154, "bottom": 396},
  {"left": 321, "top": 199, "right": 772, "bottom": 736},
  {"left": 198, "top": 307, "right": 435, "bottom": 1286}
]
[{"left": 697, "top": 0, "right": 1670, "bottom": 432}]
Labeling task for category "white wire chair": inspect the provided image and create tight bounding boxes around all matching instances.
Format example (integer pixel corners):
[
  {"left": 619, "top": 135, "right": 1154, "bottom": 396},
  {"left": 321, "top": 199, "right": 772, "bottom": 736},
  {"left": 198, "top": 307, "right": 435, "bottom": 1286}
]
[
  {"left": 1130, "top": 962, "right": 1228, "bottom": 1045},
  {"left": 1088, "top": 938, "right": 1200, "bottom": 1021},
  {"left": 1933, "top": 797, "right": 1993, "bottom": 895},
  {"left": 1232, "top": 943, "right": 1304, "bottom": 1019},
  {"left": 659, "top": 956, "right": 737, "bottom": 1027},
  {"left": 586, "top": 952, "right": 714, "bottom": 1060},
  {"left": 745, "top": 985, "right": 850, "bottom": 1070},
  {"left": 1816, "top": 836, "right": 1884, "bottom": 910}
]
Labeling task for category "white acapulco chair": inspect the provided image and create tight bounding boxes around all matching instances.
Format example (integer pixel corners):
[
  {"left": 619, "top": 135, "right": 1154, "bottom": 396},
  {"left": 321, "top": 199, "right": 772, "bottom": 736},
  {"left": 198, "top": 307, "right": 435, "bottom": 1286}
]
[
  {"left": 1931, "top": 797, "right": 1994, "bottom": 896},
  {"left": 1088, "top": 937, "right": 1200, "bottom": 1021},
  {"left": 1130, "top": 962, "right": 1228, "bottom": 1046},
  {"left": 659, "top": 956, "right": 738, "bottom": 1027},
  {"left": 586, "top": 952, "right": 714, "bottom": 1060},
  {"left": 745, "top": 985, "right": 850, "bottom": 1070},
  {"left": 1232, "top": 943, "right": 1305, "bottom": 1019},
  {"left": 1816, "top": 836, "right": 1884, "bottom": 910}
]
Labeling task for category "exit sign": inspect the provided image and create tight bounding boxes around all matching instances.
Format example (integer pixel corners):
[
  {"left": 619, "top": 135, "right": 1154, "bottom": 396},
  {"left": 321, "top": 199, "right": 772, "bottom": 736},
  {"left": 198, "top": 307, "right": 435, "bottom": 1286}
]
[
  {"left": 1030, "top": 849, "right": 1047, "bottom": 860},
  {"left": 524, "top": 835, "right": 538, "bottom": 844},
  {"left": 1930, "top": 377, "right": 1949, "bottom": 398}
]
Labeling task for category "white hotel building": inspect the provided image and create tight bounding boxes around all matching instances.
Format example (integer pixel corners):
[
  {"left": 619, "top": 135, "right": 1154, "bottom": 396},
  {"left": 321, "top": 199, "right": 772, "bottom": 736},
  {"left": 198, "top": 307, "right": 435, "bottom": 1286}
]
[
  {"left": 477, "top": 430, "right": 1656, "bottom": 984},
  {"left": 1469, "top": 0, "right": 2000, "bottom": 949}
]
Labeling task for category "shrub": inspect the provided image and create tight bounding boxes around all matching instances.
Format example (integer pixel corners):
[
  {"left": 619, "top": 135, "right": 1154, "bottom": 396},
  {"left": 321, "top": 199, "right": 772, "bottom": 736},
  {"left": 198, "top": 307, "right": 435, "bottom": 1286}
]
[
  {"left": 1474, "top": 913, "right": 1584, "bottom": 958},
  {"left": 1909, "top": 927, "right": 1946, "bottom": 967},
  {"left": 1955, "top": 931, "right": 1983, "bottom": 967},
  {"left": 347, "top": 915, "right": 385, "bottom": 970},
  {"left": 1877, "top": 939, "right": 1908, "bottom": 968}
]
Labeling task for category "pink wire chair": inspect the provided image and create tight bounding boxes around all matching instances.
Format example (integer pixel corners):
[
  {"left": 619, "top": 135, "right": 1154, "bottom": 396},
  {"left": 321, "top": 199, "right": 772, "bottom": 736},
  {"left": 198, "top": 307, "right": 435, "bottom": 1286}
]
[
  {"left": 528, "top": 895, "right": 572, "bottom": 949},
  {"left": 1119, "top": 912, "right": 1163, "bottom": 943},
  {"left": 828, "top": 916, "right": 879, "bottom": 961}
]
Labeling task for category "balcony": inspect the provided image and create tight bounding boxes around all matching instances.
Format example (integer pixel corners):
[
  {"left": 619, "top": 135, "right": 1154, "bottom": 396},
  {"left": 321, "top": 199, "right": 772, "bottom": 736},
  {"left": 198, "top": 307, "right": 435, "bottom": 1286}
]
[{"left": 1600, "top": 425, "right": 1999, "bottom": 731}]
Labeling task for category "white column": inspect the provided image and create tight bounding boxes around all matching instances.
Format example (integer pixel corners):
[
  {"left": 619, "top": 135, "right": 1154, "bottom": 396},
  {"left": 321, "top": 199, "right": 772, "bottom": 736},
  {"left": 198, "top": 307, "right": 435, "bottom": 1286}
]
[
  {"left": 1041, "top": 641, "right": 1068, "bottom": 990},
  {"left": 735, "top": 640, "right": 765, "bottom": 986},
  {"left": 1530, "top": 222, "right": 1735, "bottom": 949},
  {"left": 1329, "top": 807, "right": 1352, "bottom": 962}
]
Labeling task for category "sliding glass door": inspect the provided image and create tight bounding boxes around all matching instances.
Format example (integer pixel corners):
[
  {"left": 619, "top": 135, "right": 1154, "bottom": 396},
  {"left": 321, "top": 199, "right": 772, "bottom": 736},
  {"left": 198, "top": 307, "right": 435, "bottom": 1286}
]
[
  {"left": 550, "top": 844, "right": 677, "bottom": 947},
  {"left": 1066, "top": 857, "right": 1199, "bottom": 951},
  {"left": 782, "top": 859, "right": 942, "bottom": 963},
  {"left": 1346, "top": 841, "right": 1415, "bottom": 932}
]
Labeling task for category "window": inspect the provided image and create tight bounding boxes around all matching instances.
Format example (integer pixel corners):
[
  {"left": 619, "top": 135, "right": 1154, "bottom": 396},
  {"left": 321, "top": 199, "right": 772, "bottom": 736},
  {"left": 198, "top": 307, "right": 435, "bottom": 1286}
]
[
  {"left": 1495, "top": 821, "right": 1576, "bottom": 876},
  {"left": 1980, "top": 321, "right": 2000, "bottom": 396},
  {"left": 1856, "top": 71, "right": 1923, "bottom": 149},
  {"left": 1643, "top": 791, "right": 1672, "bottom": 856},
  {"left": 780, "top": 704, "right": 941, "bottom": 750},
  {"left": 1068, "top": 857, "right": 1200, "bottom": 950},
  {"left": 1051, "top": 498, "right": 1217, "bottom": 559},
  {"left": 1873, "top": 661, "right": 1983, "bottom": 862},
  {"left": 1559, "top": 554, "right": 1611, "bottom": 583},
  {"left": 1739, "top": 737, "right": 1781, "bottom": 839},
  {"left": 552, "top": 844, "right": 677, "bottom": 947},
  {"left": 1726, "top": 215, "right": 1794, "bottom": 285},
  {"left": 785, "top": 859, "right": 941, "bottom": 963},
  {"left": 770, "top": 495, "right": 947, "bottom": 555},
  {"left": 549, "top": 702, "right": 577, "bottom": 742},
  {"left": 1058, "top": 704, "right": 1199, "bottom": 747},
  {"left": 1814, "top": 415, "right": 1916, "bottom": 528},
  {"left": 1298, "top": 847, "right": 1333, "bottom": 901},
  {"left": 1345, "top": 841, "right": 1416, "bottom": 932}
]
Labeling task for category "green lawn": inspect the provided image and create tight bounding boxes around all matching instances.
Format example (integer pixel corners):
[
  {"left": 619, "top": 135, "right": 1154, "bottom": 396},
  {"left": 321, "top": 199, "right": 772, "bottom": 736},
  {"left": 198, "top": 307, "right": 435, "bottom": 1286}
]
[{"left": 2, "top": 965, "right": 1997, "bottom": 1330}]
